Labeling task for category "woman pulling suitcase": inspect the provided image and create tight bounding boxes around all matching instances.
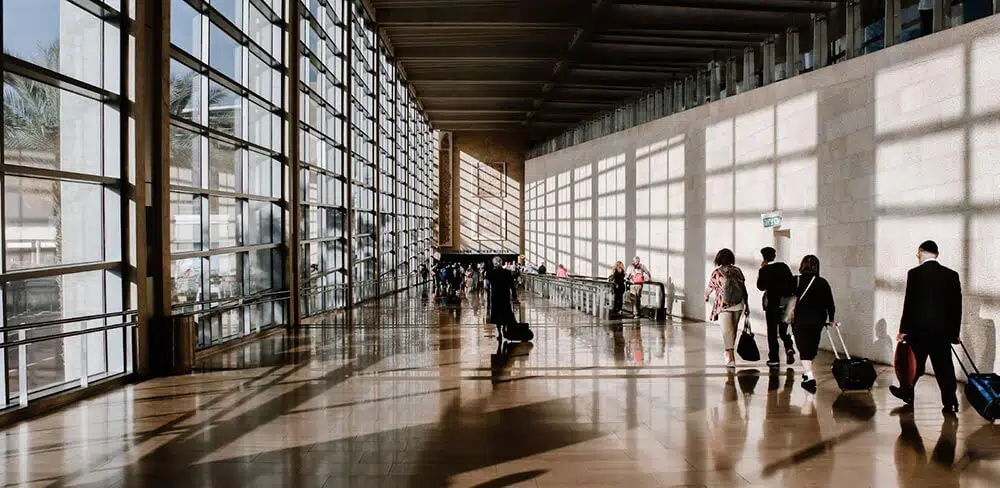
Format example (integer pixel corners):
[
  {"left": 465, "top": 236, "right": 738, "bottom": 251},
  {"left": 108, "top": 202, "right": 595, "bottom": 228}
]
[{"left": 786, "top": 255, "right": 837, "bottom": 393}]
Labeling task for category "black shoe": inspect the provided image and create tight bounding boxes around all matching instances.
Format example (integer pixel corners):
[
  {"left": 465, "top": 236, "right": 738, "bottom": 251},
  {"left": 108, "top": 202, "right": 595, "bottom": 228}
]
[
  {"left": 786, "top": 349, "right": 796, "bottom": 365},
  {"left": 890, "top": 385, "right": 914, "bottom": 405},
  {"left": 942, "top": 405, "right": 959, "bottom": 416},
  {"left": 801, "top": 377, "right": 817, "bottom": 393}
]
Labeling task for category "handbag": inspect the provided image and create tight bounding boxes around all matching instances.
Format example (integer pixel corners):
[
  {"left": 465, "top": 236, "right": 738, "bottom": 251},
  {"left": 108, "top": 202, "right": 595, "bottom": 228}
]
[
  {"left": 782, "top": 276, "right": 816, "bottom": 324},
  {"left": 736, "top": 317, "right": 761, "bottom": 361}
]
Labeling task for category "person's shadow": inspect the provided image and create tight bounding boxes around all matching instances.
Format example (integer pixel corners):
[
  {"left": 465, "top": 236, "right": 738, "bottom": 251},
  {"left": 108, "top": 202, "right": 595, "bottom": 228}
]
[
  {"left": 490, "top": 340, "right": 534, "bottom": 384},
  {"left": 895, "top": 413, "right": 959, "bottom": 488},
  {"left": 873, "top": 318, "right": 893, "bottom": 364},
  {"left": 960, "top": 296, "right": 997, "bottom": 373}
]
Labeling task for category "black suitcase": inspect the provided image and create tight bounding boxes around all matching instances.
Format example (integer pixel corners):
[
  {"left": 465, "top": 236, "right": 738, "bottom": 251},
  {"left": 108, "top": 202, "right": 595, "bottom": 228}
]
[
  {"left": 826, "top": 326, "right": 878, "bottom": 391},
  {"left": 953, "top": 343, "right": 1000, "bottom": 422}
]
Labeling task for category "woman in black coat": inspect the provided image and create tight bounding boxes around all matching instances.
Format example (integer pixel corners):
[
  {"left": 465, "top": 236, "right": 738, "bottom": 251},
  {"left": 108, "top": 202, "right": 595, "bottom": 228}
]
[
  {"left": 486, "top": 257, "right": 517, "bottom": 326},
  {"left": 791, "top": 254, "right": 837, "bottom": 392}
]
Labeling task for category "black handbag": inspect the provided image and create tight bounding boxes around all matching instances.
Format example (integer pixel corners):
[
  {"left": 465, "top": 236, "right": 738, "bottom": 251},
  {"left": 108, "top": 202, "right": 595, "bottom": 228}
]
[{"left": 737, "top": 317, "right": 761, "bottom": 361}]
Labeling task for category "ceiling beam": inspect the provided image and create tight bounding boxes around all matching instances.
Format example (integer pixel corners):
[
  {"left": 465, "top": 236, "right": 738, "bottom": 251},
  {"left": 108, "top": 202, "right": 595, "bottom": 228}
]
[
  {"left": 377, "top": 6, "right": 587, "bottom": 28},
  {"left": 525, "top": 0, "right": 615, "bottom": 123},
  {"left": 393, "top": 44, "right": 565, "bottom": 60},
  {"left": 614, "top": 0, "right": 839, "bottom": 14}
]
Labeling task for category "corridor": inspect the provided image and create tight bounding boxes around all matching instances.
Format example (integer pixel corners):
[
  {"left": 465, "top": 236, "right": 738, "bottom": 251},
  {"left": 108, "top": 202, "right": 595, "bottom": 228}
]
[{"left": 2, "top": 290, "right": 998, "bottom": 488}]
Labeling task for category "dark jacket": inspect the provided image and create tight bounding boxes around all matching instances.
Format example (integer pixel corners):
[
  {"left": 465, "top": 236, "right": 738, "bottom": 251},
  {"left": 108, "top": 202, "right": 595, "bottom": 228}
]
[
  {"left": 486, "top": 267, "right": 516, "bottom": 324},
  {"left": 756, "top": 261, "right": 796, "bottom": 311},
  {"left": 792, "top": 273, "right": 835, "bottom": 327},
  {"left": 900, "top": 260, "right": 962, "bottom": 344}
]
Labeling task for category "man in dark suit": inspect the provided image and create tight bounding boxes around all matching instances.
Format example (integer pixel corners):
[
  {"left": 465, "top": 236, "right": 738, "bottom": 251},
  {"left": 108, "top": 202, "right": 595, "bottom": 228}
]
[
  {"left": 757, "top": 247, "right": 796, "bottom": 368},
  {"left": 890, "top": 240, "right": 963, "bottom": 415}
]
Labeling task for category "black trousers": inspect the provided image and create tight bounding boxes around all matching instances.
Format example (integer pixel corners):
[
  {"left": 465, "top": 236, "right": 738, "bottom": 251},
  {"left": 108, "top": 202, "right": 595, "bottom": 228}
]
[
  {"left": 919, "top": 9, "right": 933, "bottom": 37},
  {"left": 912, "top": 340, "right": 959, "bottom": 408},
  {"left": 612, "top": 285, "right": 625, "bottom": 312},
  {"left": 765, "top": 306, "right": 794, "bottom": 362}
]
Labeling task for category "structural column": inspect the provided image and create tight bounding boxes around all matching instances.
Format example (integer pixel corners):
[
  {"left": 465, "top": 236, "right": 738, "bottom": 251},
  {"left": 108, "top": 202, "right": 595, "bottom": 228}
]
[
  {"left": 134, "top": 0, "right": 171, "bottom": 376},
  {"left": 286, "top": 0, "right": 302, "bottom": 325},
  {"left": 725, "top": 56, "right": 738, "bottom": 97},
  {"left": 846, "top": 0, "right": 861, "bottom": 59},
  {"left": 673, "top": 80, "right": 684, "bottom": 111},
  {"left": 695, "top": 70, "right": 707, "bottom": 106},
  {"left": 785, "top": 27, "right": 800, "bottom": 78},
  {"left": 812, "top": 13, "right": 828, "bottom": 69},
  {"left": 709, "top": 61, "right": 721, "bottom": 101},
  {"left": 885, "top": 0, "right": 900, "bottom": 48},
  {"left": 933, "top": 0, "right": 948, "bottom": 32},
  {"left": 742, "top": 47, "right": 756, "bottom": 92},
  {"left": 761, "top": 36, "right": 775, "bottom": 85},
  {"left": 684, "top": 75, "right": 695, "bottom": 109}
]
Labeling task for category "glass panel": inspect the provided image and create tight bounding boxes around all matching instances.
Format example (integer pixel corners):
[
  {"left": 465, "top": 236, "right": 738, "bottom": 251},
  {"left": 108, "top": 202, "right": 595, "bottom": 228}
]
[
  {"left": 170, "top": 192, "right": 202, "bottom": 252},
  {"left": 209, "top": 23, "right": 241, "bottom": 81},
  {"left": 207, "top": 81, "right": 240, "bottom": 136},
  {"left": 208, "top": 139, "right": 239, "bottom": 192},
  {"left": 3, "top": 75, "right": 103, "bottom": 176},
  {"left": 170, "top": 0, "right": 202, "bottom": 57},
  {"left": 3, "top": 0, "right": 104, "bottom": 87},
  {"left": 171, "top": 257, "right": 202, "bottom": 305},
  {"left": 248, "top": 248, "right": 273, "bottom": 293},
  {"left": 4, "top": 177, "right": 104, "bottom": 270},
  {"left": 169, "top": 60, "right": 202, "bottom": 123},
  {"left": 246, "top": 200, "right": 276, "bottom": 246},
  {"left": 209, "top": 197, "right": 239, "bottom": 248},
  {"left": 169, "top": 126, "right": 202, "bottom": 187},
  {"left": 208, "top": 253, "right": 240, "bottom": 301}
]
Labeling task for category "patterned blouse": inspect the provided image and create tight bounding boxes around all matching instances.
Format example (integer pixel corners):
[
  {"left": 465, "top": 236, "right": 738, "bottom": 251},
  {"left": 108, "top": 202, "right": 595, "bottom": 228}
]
[{"left": 704, "top": 265, "right": 747, "bottom": 321}]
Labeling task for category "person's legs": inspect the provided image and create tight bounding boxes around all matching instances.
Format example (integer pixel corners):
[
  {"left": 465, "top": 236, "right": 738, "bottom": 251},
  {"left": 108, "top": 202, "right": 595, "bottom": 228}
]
[
  {"left": 919, "top": 9, "right": 933, "bottom": 37},
  {"left": 720, "top": 311, "right": 737, "bottom": 364},
  {"left": 778, "top": 320, "right": 794, "bottom": 355},
  {"left": 765, "top": 307, "right": 781, "bottom": 364},
  {"left": 927, "top": 345, "right": 959, "bottom": 408}
]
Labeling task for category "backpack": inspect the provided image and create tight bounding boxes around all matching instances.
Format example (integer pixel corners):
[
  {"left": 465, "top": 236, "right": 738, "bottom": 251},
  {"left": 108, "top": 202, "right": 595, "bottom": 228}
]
[
  {"left": 721, "top": 266, "right": 747, "bottom": 306},
  {"left": 631, "top": 265, "right": 646, "bottom": 284}
]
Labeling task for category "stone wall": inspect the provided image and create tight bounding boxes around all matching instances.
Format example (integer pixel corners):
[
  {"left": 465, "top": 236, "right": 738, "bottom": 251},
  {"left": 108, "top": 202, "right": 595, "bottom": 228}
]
[{"left": 525, "top": 16, "right": 1000, "bottom": 369}]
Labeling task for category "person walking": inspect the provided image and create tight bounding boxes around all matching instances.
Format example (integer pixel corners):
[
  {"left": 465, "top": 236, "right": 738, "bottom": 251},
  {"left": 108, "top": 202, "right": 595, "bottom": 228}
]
[
  {"left": 555, "top": 264, "right": 569, "bottom": 278},
  {"left": 609, "top": 261, "right": 627, "bottom": 316},
  {"left": 889, "top": 240, "right": 963, "bottom": 416},
  {"left": 705, "top": 249, "right": 749, "bottom": 367},
  {"left": 627, "top": 256, "right": 652, "bottom": 317},
  {"left": 789, "top": 255, "right": 837, "bottom": 393},
  {"left": 757, "top": 247, "right": 797, "bottom": 368}
]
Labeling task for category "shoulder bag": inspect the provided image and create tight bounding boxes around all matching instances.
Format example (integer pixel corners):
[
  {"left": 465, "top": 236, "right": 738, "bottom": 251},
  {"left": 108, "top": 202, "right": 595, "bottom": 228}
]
[{"left": 782, "top": 275, "right": 816, "bottom": 324}]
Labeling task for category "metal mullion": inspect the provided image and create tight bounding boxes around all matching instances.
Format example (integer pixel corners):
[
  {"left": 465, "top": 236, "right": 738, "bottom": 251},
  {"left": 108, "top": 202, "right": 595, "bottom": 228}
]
[
  {"left": 1, "top": 56, "right": 120, "bottom": 104},
  {"left": 0, "top": 165, "right": 119, "bottom": 186},
  {"left": 0, "top": 262, "right": 120, "bottom": 284},
  {"left": 169, "top": 119, "right": 279, "bottom": 157}
]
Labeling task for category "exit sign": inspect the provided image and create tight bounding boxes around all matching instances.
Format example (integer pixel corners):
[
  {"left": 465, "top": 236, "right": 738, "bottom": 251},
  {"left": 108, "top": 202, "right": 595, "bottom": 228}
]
[{"left": 762, "top": 212, "right": 782, "bottom": 229}]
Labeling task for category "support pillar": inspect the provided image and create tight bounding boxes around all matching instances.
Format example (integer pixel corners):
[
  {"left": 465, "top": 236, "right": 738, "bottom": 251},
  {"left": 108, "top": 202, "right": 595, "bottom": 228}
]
[
  {"left": 709, "top": 61, "right": 721, "bottom": 101},
  {"left": 725, "top": 56, "right": 738, "bottom": 97},
  {"left": 785, "top": 27, "right": 800, "bottom": 78},
  {"left": 286, "top": 0, "right": 302, "bottom": 325},
  {"left": 673, "top": 80, "right": 684, "bottom": 111},
  {"left": 846, "top": 0, "right": 861, "bottom": 59},
  {"left": 695, "top": 70, "right": 707, "bottom": 106},
  {"left": 684, "top": 75, "right": 695, "bottom": 109},
  {"left": 812, "top": 13, "right": 828, "bottom": 69},
  {"left": 933, "top": 0, "right": 948, "bottom": 32},
  {"left": 762, "top": 36, "right": 775, "bottom": 85},
  {"left": 885, "top": 0, "right": 900, "bottom": 48},
  {"left": 742, "top": 47, "right": 756, "bottom": 92}
]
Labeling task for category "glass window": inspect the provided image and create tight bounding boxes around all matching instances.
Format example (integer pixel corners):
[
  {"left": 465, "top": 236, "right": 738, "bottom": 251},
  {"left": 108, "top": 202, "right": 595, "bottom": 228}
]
[
  {"left": 3, "top": 0, "right": 104, "bottom": 87},
  {"left": 211, "top": 0, "right": 242, "bottom": 26},
  {"left": 169, "top": 60, "right": 202, "bottom": 123},
  {"left": 171, "top": 257, "right": 203, "bottom": 305},
  {"left": 208, "top": 139, "right": 239, "bottom": 192},
  {"left": 170, "top": 192, "right": 202, "bottom": 252},
  {"left": 170, "top": 0, "right": 202, "bottom": 57},
  {"left": 169, "top": 126, "right": 202, "bottom": 187},
  {"left": 208, "top": 80, "right": 240, "bottom": 136},
  {"left": 248, "top": 248, "right": 273, "bottom": 293},
  {"left": 4, "top": 177, "right": 104, "bottom": 270},
  {"left": 209, "top": 23, "right": 241, "bottom": 81},
  {"left": 209, "top": 196, "right": 239, "bottom": 248},
  {"left": 246, "top": 200, "right": 276, "bottom": 246},
  {"left": 3, "top": 75, "right": 103, "bottom": 176}
]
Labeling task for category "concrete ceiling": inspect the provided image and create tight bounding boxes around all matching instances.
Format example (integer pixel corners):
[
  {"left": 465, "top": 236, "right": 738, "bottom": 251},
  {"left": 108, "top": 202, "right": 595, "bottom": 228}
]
[{"left": 371, "top": 0, "right": 841, "bottom": 143}]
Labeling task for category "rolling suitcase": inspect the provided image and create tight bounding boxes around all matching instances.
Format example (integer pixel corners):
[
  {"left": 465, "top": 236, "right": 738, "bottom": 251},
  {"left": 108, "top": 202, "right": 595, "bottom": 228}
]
[
  {"left": 826, "top": 326, "right": 878, "bottom": 391},
  {"left": 501, "top": 301, "right": 534, "bottom": 342},
  {"left": 952, "top": 343, "right": 1000, "bottom": 422}
]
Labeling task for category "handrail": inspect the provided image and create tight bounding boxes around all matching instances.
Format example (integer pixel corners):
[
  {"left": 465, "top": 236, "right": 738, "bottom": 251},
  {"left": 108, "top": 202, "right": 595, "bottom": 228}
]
[
  {"left": 170, "top": 289, "right": 290, "bottom": 311},
  {"left": 0, "top": 314, "right": 138, "bottom": 350},
  {"left": 172, "top": 290, "right": 292, "bottom": 318},
  {"left": 1, "top": 310, "right": 138, "bottom": 333},
  {"left": 529, "top": 273, "right": 671, "bottom": 320}
]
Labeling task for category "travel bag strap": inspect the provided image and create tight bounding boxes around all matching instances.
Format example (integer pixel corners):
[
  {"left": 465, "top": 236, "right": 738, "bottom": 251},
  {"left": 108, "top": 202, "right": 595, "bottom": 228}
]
[{"left": 950, "top": 342, "right": 980, "bottom": 378}]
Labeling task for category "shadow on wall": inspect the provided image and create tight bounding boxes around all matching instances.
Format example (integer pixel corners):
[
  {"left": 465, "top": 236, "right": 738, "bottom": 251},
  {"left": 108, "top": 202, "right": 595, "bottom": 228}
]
[{"left": 524, "top": 18, "right": 1000, "bottom": 368}]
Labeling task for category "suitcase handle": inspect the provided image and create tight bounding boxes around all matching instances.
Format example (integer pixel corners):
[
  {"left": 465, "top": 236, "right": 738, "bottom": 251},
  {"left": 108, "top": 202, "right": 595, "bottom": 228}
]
[
  {"left": 824, "top": 325, "right": 852, "bottom": 360},
  {"left": 950, "top": 342, "right": 980, "bottom": 378}
]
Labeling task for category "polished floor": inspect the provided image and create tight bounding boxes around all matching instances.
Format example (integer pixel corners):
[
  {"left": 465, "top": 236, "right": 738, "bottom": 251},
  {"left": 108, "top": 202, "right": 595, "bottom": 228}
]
[{"left": 2, "top": 288, "right": 999, "bottom": 488}]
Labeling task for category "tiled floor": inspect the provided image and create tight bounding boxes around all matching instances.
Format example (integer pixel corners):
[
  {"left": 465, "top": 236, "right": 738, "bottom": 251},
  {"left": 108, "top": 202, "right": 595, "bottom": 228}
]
[{"left": 2, "top": 287, "right": 999, "bottom": 487}]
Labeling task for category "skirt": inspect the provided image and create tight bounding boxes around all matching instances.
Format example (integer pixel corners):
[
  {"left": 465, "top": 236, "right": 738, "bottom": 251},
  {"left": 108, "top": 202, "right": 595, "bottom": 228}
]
[{"left": 792, "top": 321, "right": 824, "bottom": 361}]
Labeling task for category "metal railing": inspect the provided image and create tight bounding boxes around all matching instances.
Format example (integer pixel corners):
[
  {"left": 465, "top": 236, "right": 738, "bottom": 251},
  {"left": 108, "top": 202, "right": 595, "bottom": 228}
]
[{"left": 524, "top": 273, "right": 680, "bottom": 320}]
